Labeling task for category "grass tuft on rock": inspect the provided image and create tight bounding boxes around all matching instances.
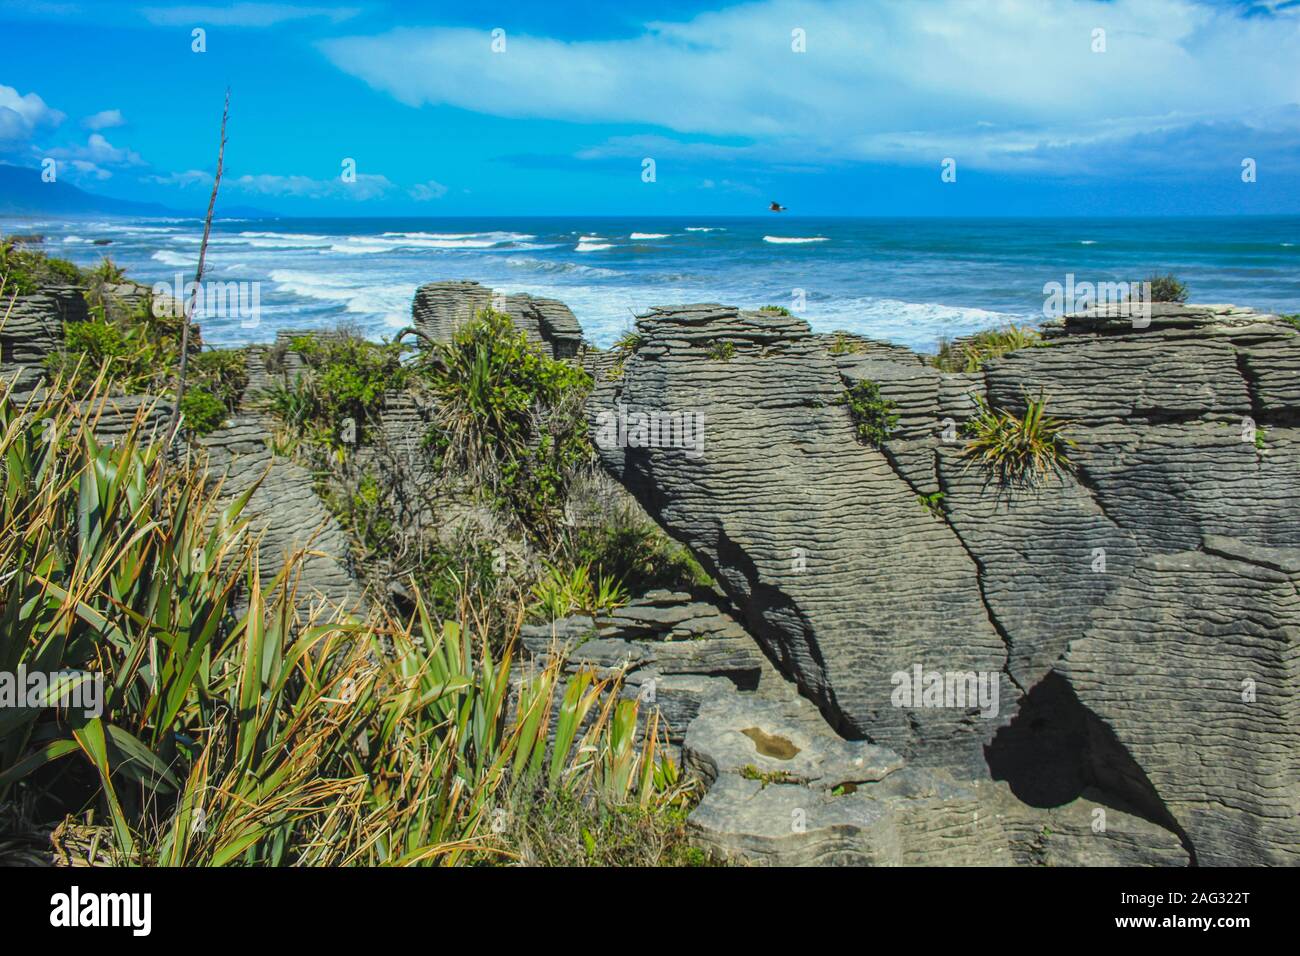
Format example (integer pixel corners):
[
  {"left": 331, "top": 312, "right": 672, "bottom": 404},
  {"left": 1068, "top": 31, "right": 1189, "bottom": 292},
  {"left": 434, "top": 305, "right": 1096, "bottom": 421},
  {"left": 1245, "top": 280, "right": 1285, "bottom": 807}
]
[
  {"left": 961, "top": 389, "right": 1076, "bottom": 486},
  {"left": 931, "top": 324, "right": 1041, "bottom": 373}
]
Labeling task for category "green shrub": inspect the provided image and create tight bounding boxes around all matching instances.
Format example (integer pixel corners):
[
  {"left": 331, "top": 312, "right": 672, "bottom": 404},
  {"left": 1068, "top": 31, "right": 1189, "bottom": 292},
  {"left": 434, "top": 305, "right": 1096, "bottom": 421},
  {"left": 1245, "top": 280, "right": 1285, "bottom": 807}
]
[
  {"left": 838, "top": 379, "right": 899, "bottom": 448},
  {"left": 759, "top": 304, "right": 792, "bottom": 316},
  {"left": 708, "top": 341, "right": 736, "bottom": 361},
  {"left": 917, "top": 491, "right": 946, "bottom": 518},
  {"left": 567, "top": 509, "right": 714, "bottom": 595},
  {"left": 423, "top": 308, "right": 593, "bottom": 535},
  {"left": 962, "top": 390, "right": 1076, "bottom": 486},
  {"left": 1145, "top": 273, "right": 1189, "bottom": 303},
  {"left": 189, "top": 348, "right": 249, "bottom": 412},
  {"left": 931, "top": 324, "right": 1041, "bottom": 373},
  {"left": 0, "top": 238, "right": 82, "bottom": 296},
  {"left": 179, "top": 386, "right": 228, "bottom": 435},
  {"left": 1278, "top": 313, "right": 1299, "bottom": 331},
  {"left": 45, "top": 291, "right": 186, "bottom": 396},
  {"left": 283, "top": 331, "right": 407, "bottom": 445}
]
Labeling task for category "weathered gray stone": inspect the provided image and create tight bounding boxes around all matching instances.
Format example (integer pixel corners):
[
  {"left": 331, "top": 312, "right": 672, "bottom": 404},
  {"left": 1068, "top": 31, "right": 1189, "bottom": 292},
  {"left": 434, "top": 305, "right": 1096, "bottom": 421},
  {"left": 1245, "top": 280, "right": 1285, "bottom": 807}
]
[
  {"left": 1057, "top": 539, "right": 1300, "bottom": 866},
  {"left": 412, "top": 280, "right": 583, "bottom": 359},
  {"left": 590, "top": 303, "right": 1011, "bottom": 773}
]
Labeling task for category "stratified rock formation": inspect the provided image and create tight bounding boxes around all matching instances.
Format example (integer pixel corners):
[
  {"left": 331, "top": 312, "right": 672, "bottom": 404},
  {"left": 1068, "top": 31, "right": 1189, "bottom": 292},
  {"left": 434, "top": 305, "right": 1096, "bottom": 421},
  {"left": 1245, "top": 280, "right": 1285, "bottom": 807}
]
[
  {"left": 11, "top": 256, "right": 1296, "bottom": 867},
  {"left": 412, "top": 280, "right": 583, "bottom": 359},
  {"left": 594, "top": 298, "right": 1300, "bottom": 866},
  {"left": 588, "top": 304, "right": 1010, "bottom": 775}
]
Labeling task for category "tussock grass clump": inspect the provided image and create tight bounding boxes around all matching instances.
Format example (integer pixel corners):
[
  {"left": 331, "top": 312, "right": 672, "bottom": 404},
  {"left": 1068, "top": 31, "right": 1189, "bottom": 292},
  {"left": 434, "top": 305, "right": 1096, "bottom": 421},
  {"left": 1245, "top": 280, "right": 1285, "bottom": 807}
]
[
  {"left": 604, "top": 330, "right": 644, "bottom": 381},
  {"left": 529, "top": 562, "right": 629, "bottom": 622},
  {"left": 931, "top": 324, "right": 1041, "bottom": 373},
  {"left": 829, "top": 332, "right": 868, "bottom": 355},
  {"left": 758, "top": 304, "right": 791, "bottom": 316},
  {"left": 961, "top": 389, "right": 1076, "bottom": 486}
]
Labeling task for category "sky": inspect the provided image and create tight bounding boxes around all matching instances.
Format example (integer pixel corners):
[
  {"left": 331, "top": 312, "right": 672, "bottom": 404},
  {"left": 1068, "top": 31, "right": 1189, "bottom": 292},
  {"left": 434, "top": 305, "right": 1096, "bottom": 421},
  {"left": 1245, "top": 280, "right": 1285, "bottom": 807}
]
[{"left": 1, "top": 0, "right": 1299, "bottom": 216}]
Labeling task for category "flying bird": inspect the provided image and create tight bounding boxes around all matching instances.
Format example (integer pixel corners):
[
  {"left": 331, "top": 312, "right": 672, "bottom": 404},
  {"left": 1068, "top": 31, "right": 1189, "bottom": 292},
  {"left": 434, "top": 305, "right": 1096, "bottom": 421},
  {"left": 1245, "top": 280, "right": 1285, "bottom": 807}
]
[{"left": 769, "top": 201, "right": 787, "bottom": 212}]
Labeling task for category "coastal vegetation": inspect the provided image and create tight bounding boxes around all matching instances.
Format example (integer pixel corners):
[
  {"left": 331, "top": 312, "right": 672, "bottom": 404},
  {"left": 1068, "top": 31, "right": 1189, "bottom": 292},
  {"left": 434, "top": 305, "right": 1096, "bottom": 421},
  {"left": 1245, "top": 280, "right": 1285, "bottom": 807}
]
[
  {"left": 961, "top": 389, "right": 1076, "bottom": 486},
  {"left": 0, "top": 248, "right": 709, "bottom": 866},
  {"left": 838, "top": 378, "right": 899, "bottom": 448},
  {"left": 931, "top": 324, "right": 1041, "bottom": 373},
  {"left": 1145, "top": 273, "right": 1189, "bottom": 303}
]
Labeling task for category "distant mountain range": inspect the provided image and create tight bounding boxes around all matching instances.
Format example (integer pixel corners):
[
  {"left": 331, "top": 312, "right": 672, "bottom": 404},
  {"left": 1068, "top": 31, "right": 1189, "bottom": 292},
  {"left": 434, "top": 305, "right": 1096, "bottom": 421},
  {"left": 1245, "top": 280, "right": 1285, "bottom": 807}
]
[{"left": 0, "top": 163, "right": 272, "bottom": 219}]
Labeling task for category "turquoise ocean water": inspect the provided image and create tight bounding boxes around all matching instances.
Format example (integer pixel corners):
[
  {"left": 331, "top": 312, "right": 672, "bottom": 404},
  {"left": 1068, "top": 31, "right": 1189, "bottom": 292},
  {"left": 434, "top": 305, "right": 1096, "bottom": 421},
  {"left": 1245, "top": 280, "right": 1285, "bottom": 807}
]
[{"left": 9, "top": 215, "right": 1299, "bottom": 350}]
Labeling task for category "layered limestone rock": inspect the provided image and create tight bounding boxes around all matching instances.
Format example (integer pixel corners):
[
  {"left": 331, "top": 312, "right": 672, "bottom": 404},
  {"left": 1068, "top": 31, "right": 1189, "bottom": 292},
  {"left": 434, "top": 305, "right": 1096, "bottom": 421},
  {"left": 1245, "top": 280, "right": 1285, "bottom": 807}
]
[
  {"left": 681, "top": 685, "right": 1188, "bottom": 866},
  {"left": 588, "top": 304, "right": 1011, "bottom": 774},
  {"left": 1057, "top": 537, "right": 1300, "bottom": 866},
  {"left": 596, "top": 298, "right": 1299, "bottom": 865},
  {"left": 1, "top": 282, "right": 88, "bottom": 395},
  {"left": 412, "top": 280, "right": 584, "bottom": 359},
  {"left": 519, "top": 589, "right": 776, "bottom": 744}
]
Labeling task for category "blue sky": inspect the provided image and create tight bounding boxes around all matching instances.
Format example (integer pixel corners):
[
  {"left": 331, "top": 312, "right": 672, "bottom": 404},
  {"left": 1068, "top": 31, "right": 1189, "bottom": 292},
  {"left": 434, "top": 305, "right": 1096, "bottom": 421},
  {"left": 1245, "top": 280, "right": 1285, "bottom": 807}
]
[{"left": 2, "top": 0, "right": 1299, "bottom": 216}]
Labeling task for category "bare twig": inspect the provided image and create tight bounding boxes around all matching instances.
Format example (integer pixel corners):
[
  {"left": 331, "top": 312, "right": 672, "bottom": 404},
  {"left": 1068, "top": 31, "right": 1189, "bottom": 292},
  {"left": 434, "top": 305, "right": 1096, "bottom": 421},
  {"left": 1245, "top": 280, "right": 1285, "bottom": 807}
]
[{"left": 162, "top": 89, "right": 229, "bottom": 463}]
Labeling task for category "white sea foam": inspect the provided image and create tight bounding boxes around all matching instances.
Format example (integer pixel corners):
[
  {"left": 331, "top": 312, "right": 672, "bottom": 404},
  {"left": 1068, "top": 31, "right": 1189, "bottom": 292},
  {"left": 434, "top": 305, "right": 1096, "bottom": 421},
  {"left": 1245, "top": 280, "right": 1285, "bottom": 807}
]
[
  {"left": 151, "top": 250, "right": 198, "bottom": 266},
  {"left": 267, "top": 269, "right": 415, "bottom": 324},
  {"left": 630, "top": 233, "right": 668, "bottom": 240},
  {"left": 506, "top": 256, "right": 621, "bottom": 278},
  {"left": 576, "top": 241, "right": 613, "bottom": 252},
  {"left": 763, "top": 235, "right": 829, "bottom": 244},
  {"left": 685, "top": 227, "right": 723, "bottom": 232},
  {"left": 1080, "top": 240, "right": 1097, "bottom": 245},
  {"left": 379, "top": 231, "right": 534, "bottom": 243}
]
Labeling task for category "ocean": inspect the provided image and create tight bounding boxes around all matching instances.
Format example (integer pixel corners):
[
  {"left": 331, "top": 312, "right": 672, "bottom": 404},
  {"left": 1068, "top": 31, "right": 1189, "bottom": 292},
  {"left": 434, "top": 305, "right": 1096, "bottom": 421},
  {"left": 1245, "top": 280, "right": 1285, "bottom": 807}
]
[{"left": 8, "top": 215, "right": 1300, "bottom": 351}]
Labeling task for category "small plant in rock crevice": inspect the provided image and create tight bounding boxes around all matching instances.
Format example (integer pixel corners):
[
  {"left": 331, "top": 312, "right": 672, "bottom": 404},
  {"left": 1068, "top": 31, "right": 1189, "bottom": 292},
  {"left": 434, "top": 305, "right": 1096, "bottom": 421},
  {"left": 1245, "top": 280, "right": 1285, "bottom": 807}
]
[
  {"left": 707, "top": 341, "right": 736, "bottom": 362},
  {"left": 838, "top": 379, "right": 899, "bottom": 448},
  {"left": 961, "top": 389, "right": 1076, "bottom": 487},
  {"left": 917, "top": 491, "right": 946, "bottom": 518}
]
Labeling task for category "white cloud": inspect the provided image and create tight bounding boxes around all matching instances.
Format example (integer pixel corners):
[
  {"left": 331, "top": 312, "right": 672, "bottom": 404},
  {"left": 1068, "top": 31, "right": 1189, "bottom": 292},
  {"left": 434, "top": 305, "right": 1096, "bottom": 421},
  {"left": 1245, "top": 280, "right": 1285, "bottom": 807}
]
[
  {"left": 139, "top": 3, "right": 360, "bottom": 27},
  {"left": 408, "top": 178, "right": 448, "bottom": 201},
  {"left": 145, "top": 168, "right": 213, "bottom": 188},
  {"left": 82, "top": 109, "right": 125, "bottom": 131},
  {"left": 47, "top": 133, "right": 145, "bottom": 167},
  {"left": 62, "top": 159, "right": 112, "bottom": 181},
  {"left": 232, "top": 171, "right": 395, "bottom": 200},
  {"left": 320, "top": 0, "right": 1300, "bottom": 172},
  {"left": 0, "top": 84, "right": 65, "bottom": 143}
]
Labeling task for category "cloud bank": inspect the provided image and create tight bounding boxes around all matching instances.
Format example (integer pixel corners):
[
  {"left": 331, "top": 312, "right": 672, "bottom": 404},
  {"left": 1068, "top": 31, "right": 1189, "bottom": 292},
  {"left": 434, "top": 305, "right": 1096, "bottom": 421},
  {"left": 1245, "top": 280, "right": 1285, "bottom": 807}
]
[{"left": 320, "top": 0, "right": 1300, "bottom": 174}]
